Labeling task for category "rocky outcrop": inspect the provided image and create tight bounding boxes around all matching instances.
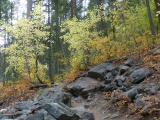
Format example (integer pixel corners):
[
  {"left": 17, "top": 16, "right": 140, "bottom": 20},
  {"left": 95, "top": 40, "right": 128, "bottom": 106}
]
[
  {"left": 67, "top": 77, "right": 100, "bottom": 97},
  {"left": 87, "top": 63, "right": 115, "bottom": 80}
]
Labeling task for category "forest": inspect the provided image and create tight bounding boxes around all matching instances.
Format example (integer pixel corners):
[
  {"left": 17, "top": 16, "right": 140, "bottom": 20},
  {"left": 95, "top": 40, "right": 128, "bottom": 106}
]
[
  {"left": 0, "top": 0, "right": 158, "bottom": 84},
  {"left": 1, "top": 0, "right": 160, "bottom": 120}
]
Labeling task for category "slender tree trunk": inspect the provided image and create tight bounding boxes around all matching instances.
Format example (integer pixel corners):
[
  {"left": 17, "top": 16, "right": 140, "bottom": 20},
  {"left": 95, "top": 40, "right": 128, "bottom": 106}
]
[
  {"left": 146, "top": 0, "right": 156, "bottom": 36},
  {"left": 71, "top": 0, "right": 77, "bottom": 17},
  {"left": 48, "top": 0, "right": 54, "bottom": 83},
  {"left": 27, "top": 0, "right": 32, "bottom": 18},
  {"left": 154, "top": 0, "right": 160, "bottom": 34}
]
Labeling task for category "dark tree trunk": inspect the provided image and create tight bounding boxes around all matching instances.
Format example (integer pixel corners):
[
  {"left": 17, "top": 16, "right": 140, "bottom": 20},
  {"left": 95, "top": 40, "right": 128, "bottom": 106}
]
[
  {"left": 71, "top": 0, "right": 77, "bottom": 17},
  {"left": 146, "top": 0, "right": 156, "bottom": 36},
  {"left": 27, "top": 0, "right": 32, "bottom": 18}
]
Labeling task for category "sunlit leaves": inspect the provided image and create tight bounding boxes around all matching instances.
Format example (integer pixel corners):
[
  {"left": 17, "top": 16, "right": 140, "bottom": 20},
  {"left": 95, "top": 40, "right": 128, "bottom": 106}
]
[{"left": 2, "top": 4, "right": 49, "bottom": 81}]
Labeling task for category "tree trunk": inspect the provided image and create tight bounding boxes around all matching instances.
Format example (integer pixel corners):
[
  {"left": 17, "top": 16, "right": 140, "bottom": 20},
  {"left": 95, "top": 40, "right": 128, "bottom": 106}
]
[
  {"left": 71, "top": 0, "right": 77, "bottom": 17},
  {"left": 27, "top": 0, "right": 32, "bottom": 18},
  {"left": 146, "top": 0, "right": 156, "bottom": 36}
]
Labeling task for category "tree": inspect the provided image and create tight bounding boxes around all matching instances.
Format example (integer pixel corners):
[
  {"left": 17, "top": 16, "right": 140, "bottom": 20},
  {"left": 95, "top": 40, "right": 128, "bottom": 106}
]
[
  {"left": 71, "top": 0, "right": 77, "bottom": 17},
  {"left": 146, "top": 0, "right": 156, "bottom": 36},
  {"left": 2, "top": 4, "right": 49, "bottom": 83},
  {"left": 27, "top": 0, "right": 32, "bottom": 18}
]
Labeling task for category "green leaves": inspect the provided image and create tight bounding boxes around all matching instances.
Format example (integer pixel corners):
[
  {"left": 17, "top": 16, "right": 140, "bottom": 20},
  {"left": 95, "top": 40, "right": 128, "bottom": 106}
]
[{"left": 2, "top": 4, "right": 49, "bottom": 81}]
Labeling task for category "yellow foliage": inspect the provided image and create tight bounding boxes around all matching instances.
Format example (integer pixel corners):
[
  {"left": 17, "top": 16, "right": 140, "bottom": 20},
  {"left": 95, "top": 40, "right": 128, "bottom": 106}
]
[{"left": 0, "top": 79, "right": 31, "bottom": 100}]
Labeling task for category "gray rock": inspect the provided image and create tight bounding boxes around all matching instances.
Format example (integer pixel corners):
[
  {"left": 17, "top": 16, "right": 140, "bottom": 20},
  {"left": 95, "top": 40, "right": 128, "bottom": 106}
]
[
  {"left": 125, "top": 66, "right": 140, "bottom": 76},
  {"left": 142, "top": 104, "right": 157, "bottom": 111},
  {"left": 119, "top": 65, "right": 129, "bottom": 75},
  {"left": 123, "top": 87, "right": 138, "bottom": 100},
  {"left": 14, "top": 109, "right": 31, "bottom": 117},
  {"left": 44, "top": 115, "right": 57, "bottom": 120},
  {"left": 35, "top": 87, "right": 71, "bottom": 107},
  {"left": 103, "top": 82, "right": 117, "bottom": 92},
  {"left": 137, "top": 85, "right": 147, "bottom": 93},
  {"left": 87, "top": 63, "right": 114, "bottom": 80},
  {"left": 124, "top": 59, "right": 134, "bottom": 67},
  {"left": 14, "top": 101, "right": 33, "bottom": 110},
  {"left": 104, "top": 72, "right": 114, "bottom": 84},
  {"left": 80, "top": 82, "right": 101, "bottom": 98},
  {"left": 35, "top": 109, "right": 48, "bottom": 115},
  {"left": 120, "top": 86, "right": 128, "bottom": 92},
  {"left": 42, "top": 103, "right": 79, "bottom": 120},
  {"left": 115, "top": 75, "right": 126, "bottom": 82},
  {"left": 67, "top": 77, "right": 99, "bottom": 97},
  {"left": 111, "top": 113, "right": 119, "bottom": 119},
  {"left": 150, "top": 88, "right": 156, "bottom": 95},
  {"left": 0, "top": 100, "right": 3, "bottom": 106},
  {"left": 116, "top": 79, "right": 123, "bottom": 87},
  {"left": 26, "top": 113, "right": 44, "bottom": 120},
  {"left": 0, "top": 114, "right": 13, "bottom": 119},
  {"left": 134, "top": 99, "right": 145, "bottom": 108},
  {"left": 16, "top": 114, "right": 28, "bottom": 120},
  {"left": 129, "top": 68, "right": 151, "bottom": 84},
  {"left": 71, "top": 107, "right": 94, "bottom": 120},
  {"left": 155, "top": 48, "right": 160, "bottom": 54}
]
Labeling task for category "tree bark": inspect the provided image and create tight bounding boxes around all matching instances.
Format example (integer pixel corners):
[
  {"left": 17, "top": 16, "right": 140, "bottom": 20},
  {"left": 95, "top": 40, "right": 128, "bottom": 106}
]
[
  {"left": 71, "top": 0, "right": 77, "bottom": 17},
  {"left": 146, "top": 0, "right": 156, "bottom": 36},
  {"left": 27, "top": 0, "right": 32, "bottom": 18}
]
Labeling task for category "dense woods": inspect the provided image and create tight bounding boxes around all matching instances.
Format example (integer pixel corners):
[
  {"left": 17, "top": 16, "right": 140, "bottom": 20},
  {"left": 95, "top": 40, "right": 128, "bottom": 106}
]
[{"left": 0, "top": 0, "right": 160, "bottom": 85}]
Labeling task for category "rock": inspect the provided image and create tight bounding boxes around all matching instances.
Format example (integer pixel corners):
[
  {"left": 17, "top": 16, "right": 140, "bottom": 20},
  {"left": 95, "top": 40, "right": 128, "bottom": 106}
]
[
  {"left": 115, "top": 75, "right": 126, "bottom": 82},
  {"left": 124, "top": 59, "right": 134, "bottom": 67},
  {"left": 142, "top": 104, "right": 158, "bottom": 111},
  {"left": 0, "top": 100, "right": 3, "bottom": 106},
  {"left": 157, "top": 83, "right": 160, "bottom": 90},
  {"left": 110, "top": 113, "right": 119, "bottom": 119},
  {"left": 14, "top": 101, "right": 33, "bottom": 110},
  {"left": 134, "top": 99, "right": 145, "bottom": 108},
  {"left": 116, "top": 79, "right": 123, "bottom": 87},
  {"left": 42, "top": 103, "right": 79, "bottom": 120},
  {"left": 71, "top": 107, "right": 95, "bottom": 120},
  {"left": 104, "top": 72, "right": 114, "bottom": 84},
  {"left": 103, "top": 82, "right": 117, "bottom": 92},
  {"left": 16, "top": 114, "right": 28, "bottom": 120},
  {"left": 35, "top": 109, "right": 48, "bottom": 115},
  {"left": 120, "top": 86, "right": 128, "bottom": 92},
  {"left": 129, "top": 68, "right": 151, "bottom": 84},
  {"left": 137, "top": 85, "right": 147, "bottom": 93},
  {"left": 155, "top": 48, "right": 160, "bottom": 54},
  {"left": 119, "top": 65, "right": 129, "bottom": 75},
  {"left": 80, "top": 82, "right": 101, "bottom": 98},
  {"left": 87, "top": 63, "right": 114, "bottom": 80},
  {"left": 67, "top": 77, "right": 99, "bottom": 97},
  {"left": 150, "top": 88, "right": 156, "bottom": 95},
  {"left": 35, "top": 87, "right": 71, "bottom": 107},
  {"left": 26, "top": 113, "right": 44, "bottom": 120},
  {"left": 123, "top": 87, "right": 138, "bottom": 100},
  {"left": 0, "top": 114, "right": 13, "bottom": 119},
  {"left": 0, "top": 109, "right": 7, "bottom": 114},
  {"left": 45, "top": 115, "right": 57, "bottom": 120},
  {"left": 14, "top": 109, "right": 31, "bottom": 118},
  {"left": 74, "top": 97, "right": 83, "bottom": 103},
  {"left": 125, "top": 66, "right": 140, "bottom": 76}
]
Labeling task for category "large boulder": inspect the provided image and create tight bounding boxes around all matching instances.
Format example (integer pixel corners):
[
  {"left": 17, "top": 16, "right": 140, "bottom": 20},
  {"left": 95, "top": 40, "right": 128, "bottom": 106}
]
[
  {"left": 34, "top": 87, "right": 71, "bottom": 107},
  {"left": 67, "top": 77, "right": 100, "bottom": 97},
  {"left": 26, "top": 113, "right": 44, "bottom": 120},
  {"left": 71, "top": 107, "right": 95, "bottom": 120},
  {"left": 14, "top": 101, "right": 33, "bottom": 110},
  {"left": 87, "top": 63, "right": 114, "bottom": 80},
  {"left": 42, "top": 103, "right": 79, "bottom": 120},
  {"left": 129, "top": 68, "right": 151, "bottom": 84}
]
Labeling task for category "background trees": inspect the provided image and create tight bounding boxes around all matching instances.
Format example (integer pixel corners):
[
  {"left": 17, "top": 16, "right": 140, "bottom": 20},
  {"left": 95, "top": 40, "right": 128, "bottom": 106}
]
[{"left": 0, "top": 0, "right": 160, "bottom": 84}]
